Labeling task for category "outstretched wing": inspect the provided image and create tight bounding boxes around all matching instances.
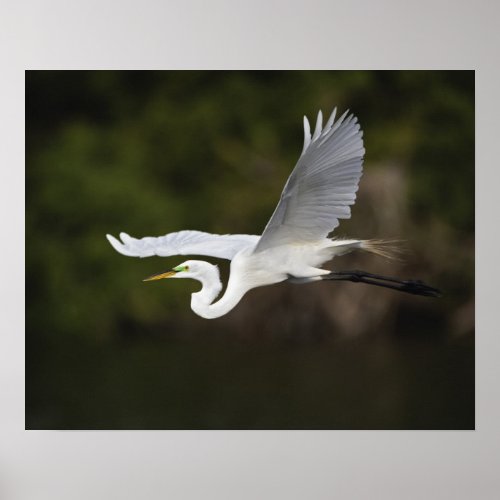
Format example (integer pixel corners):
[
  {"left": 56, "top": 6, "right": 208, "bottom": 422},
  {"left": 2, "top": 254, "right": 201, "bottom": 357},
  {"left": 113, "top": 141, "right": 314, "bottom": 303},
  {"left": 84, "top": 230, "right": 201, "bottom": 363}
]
[
  {"left": 106, "top": 230, "right": 259, "bottom": 260},
  {"left": 254, "top": 108, "right": 365, "bottom": 253}
]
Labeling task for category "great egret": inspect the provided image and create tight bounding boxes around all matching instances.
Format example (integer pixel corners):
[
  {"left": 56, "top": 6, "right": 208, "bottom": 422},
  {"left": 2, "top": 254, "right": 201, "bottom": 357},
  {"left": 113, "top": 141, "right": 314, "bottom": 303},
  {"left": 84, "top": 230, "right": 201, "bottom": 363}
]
[{"left": 107, "top": 108, "right": 439, "bottom": 319}]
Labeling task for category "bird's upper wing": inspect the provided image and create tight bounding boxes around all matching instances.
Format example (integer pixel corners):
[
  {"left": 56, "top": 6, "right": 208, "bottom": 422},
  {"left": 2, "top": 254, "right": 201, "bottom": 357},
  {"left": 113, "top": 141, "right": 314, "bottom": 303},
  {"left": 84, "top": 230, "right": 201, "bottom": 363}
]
[
  {"left": 106, "top": 230, "right": 259, "bottom": 260},
  {"left": 253, "top": 108, "right": 365, "bottom": 253}
]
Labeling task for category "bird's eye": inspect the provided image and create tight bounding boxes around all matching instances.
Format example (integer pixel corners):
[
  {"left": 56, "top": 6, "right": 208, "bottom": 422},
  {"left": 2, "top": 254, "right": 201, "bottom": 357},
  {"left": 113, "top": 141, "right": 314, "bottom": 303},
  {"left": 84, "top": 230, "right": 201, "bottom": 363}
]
[{"left": 184, "top": 265, "right": 189, "bottom": 271}]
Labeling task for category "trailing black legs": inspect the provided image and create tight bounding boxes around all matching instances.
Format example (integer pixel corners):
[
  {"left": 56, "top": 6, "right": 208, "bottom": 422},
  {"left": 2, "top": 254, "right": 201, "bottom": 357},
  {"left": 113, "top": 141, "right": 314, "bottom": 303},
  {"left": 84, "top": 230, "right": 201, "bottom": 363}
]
[{"left": 322, "top": 270, "right": 441, "bottom": 297}]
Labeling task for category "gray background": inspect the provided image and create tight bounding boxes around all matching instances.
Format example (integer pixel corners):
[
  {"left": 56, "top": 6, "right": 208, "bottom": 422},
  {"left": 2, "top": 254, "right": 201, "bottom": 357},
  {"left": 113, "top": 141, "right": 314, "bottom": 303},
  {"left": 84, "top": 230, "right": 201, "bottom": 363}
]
[{"left": 2, "top": 0, "right": 498, "bottom": 498}]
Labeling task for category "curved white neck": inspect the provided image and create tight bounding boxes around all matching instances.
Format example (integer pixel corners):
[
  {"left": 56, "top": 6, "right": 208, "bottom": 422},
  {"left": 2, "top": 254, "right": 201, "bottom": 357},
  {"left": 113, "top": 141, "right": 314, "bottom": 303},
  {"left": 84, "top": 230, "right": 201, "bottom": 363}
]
[{"left": 190, "top": 267, "right": 248, "bottom": 319}]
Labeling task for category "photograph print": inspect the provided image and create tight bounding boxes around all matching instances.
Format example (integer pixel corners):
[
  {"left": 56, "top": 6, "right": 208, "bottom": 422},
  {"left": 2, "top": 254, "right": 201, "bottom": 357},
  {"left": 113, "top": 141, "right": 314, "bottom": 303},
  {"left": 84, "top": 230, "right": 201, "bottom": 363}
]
[{"left": 26, "top": 70, "right": 474, "bottom": 430}]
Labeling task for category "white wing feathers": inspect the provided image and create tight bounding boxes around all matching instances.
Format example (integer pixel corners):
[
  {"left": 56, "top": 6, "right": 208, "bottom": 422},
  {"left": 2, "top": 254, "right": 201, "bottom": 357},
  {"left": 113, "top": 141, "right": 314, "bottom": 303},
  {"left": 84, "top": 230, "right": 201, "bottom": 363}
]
[
  {"left": 107, "top": 108, "right": 363, "bottom": 260},
  {"left": 254, "top": 108, "right": 365, "bottom": 252},
  {"left": 106, "top": 230, "right": 259, "bottom": 260}
]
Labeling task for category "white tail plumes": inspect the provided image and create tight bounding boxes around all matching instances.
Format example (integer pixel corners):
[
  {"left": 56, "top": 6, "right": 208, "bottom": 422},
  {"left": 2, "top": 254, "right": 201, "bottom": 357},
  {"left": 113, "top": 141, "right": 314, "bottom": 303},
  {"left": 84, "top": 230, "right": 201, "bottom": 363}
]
[
  {"left": 329, "top": 238, "right": 403, "bottom": 260},
  {"left": 361, "top": 239, "right": 404, "bottom": 261}
]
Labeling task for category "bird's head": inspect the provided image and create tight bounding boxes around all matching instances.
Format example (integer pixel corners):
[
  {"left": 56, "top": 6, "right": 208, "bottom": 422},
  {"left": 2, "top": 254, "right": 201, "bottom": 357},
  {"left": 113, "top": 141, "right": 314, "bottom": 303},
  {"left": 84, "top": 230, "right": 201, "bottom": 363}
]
[
  {"left": 143, "top": 260, "right": 218, "bottom": 283},
  {"left": 143, "top": 260, "right": 223, "bottom": 306}
]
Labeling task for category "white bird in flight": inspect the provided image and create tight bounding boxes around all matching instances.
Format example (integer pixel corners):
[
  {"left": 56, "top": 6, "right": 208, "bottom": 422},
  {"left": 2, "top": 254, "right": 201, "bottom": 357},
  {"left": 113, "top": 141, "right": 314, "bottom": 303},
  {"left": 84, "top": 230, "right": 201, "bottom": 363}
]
[{"left": 107, "top": 108, "right": 439, "bottom": 319}]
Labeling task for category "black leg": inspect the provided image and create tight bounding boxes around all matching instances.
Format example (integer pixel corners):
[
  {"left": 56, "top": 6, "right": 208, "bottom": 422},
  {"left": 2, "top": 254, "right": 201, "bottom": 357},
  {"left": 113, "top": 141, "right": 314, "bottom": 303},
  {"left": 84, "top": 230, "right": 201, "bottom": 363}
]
[{"left": 322, "top": 270, "right": 441, "bottom": 297}]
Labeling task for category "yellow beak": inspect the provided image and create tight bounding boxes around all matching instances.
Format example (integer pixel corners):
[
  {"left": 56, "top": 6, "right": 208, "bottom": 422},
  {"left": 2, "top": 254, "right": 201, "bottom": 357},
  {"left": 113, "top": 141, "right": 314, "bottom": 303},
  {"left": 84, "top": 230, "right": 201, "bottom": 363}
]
[{"left": 143, "top": 270, "right": 177, "bottom": 282}]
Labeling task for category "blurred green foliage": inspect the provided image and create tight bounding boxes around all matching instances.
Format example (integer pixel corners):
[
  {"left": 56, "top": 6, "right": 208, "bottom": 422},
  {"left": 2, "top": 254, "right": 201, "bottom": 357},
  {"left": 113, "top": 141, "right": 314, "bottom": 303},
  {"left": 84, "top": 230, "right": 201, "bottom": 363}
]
[{"left": 26, "top": 71, "right": 474, "bottom": 429}]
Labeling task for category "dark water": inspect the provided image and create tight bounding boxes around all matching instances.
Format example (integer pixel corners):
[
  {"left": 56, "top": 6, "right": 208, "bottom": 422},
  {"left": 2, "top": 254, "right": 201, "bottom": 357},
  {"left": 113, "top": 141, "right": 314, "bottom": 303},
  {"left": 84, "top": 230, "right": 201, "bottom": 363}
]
[{"left": 26, "top": 329, "right": 474, "bottom": 430}]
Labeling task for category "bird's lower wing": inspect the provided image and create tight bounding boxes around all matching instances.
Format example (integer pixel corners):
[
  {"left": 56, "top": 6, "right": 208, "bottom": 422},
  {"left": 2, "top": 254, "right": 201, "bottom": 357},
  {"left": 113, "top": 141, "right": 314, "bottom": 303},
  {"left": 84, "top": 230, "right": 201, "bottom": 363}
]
[
  {"left": 106, "top": 230, "right": 260, "bottom": 260},
  {"left": 254, "top": 108, "right": 365, "bottom": 253}
]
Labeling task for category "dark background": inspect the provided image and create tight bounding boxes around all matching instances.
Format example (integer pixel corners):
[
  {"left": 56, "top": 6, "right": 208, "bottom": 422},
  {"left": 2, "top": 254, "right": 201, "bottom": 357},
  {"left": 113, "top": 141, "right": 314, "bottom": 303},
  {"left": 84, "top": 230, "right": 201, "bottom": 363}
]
[{"left": 26, "top": 71, "right": 474, "bottom": 429}]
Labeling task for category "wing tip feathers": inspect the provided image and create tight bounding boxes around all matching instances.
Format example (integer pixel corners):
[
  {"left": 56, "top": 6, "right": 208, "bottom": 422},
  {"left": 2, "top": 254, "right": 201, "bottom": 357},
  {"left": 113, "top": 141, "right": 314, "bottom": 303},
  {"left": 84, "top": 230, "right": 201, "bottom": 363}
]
[
  {"left": 302, "top": 115, "right": 312, "bottom": 154},
  {"left": 106, "top": 233, "right": 136, "bottom": 256}
]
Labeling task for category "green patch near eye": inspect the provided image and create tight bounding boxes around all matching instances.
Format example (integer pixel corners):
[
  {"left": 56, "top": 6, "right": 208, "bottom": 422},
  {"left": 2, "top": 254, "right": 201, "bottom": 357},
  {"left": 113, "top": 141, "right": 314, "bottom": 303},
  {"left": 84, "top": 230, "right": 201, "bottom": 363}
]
[{"left": 173, "top": 265, "right": 188, "bottom": 272}]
